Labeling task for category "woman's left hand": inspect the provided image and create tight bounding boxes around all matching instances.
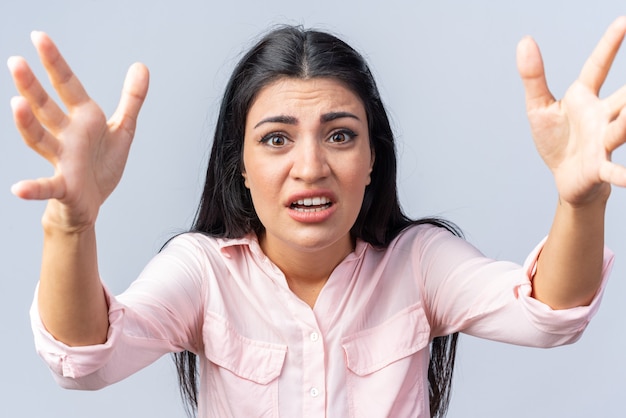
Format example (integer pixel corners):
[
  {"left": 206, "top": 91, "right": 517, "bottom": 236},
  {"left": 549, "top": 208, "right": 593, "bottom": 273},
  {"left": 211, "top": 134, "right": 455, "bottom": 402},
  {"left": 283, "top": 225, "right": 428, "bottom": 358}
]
[{"left": 517, "top": 16, "right": 626, "bottom": 207}]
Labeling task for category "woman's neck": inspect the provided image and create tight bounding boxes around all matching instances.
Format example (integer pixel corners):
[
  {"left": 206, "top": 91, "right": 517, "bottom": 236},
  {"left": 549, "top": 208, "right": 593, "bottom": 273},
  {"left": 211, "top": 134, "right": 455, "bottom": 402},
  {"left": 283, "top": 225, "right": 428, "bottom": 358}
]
[{"left": 258, "top": 232, "right": 354, "bottom": 308}]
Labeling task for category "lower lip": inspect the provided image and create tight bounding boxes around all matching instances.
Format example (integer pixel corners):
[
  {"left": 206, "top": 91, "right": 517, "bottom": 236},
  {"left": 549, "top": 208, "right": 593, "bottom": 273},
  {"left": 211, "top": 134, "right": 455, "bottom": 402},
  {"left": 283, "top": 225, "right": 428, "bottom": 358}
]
[{"left": 287, "top": 204, "right": 336, "bottom": 223}]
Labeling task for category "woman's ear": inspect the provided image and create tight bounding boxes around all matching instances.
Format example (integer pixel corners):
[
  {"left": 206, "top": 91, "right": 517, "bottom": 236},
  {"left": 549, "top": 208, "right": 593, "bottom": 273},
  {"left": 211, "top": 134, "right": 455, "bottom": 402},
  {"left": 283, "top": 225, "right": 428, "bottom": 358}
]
[
  {"left": 367, "top": 151, "right": 375, "bottom": 185},
  {"left": 241, "top": 170, "right": 250, "bottom": 189}
]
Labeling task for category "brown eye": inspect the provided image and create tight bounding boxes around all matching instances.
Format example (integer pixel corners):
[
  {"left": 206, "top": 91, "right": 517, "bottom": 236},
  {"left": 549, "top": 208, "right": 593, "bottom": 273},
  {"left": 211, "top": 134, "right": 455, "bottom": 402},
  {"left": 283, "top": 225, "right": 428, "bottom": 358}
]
[
  {"left": 260, "top": 133, "right": 288, "bottom": 147},
  {"left": 329, "top": 129, "right": 356, "bottom": 144}
]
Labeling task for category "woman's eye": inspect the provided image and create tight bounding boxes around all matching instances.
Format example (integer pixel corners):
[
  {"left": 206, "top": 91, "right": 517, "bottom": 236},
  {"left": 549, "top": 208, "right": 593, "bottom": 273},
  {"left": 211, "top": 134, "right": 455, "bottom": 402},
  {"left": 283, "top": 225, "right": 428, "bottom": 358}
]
[
  {"left": 261, "top": 134, "right": 288, "bottom": 147},
  {"left": 329, "top": 130, "right": 356, "bottom": 143}
]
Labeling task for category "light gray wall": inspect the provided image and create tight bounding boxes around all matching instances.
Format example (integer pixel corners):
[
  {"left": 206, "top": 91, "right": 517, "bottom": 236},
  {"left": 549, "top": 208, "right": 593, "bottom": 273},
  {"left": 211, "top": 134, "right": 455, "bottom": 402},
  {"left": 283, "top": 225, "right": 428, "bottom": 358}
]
[{"left": 2, "top": 1, "right": 625, "bottom": 417}]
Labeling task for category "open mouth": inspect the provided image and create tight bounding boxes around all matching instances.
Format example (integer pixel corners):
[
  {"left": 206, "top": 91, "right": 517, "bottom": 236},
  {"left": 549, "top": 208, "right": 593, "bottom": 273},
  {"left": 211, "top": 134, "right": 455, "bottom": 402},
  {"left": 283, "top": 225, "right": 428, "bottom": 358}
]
[{"left": 290, "top": 196, "right": 333, "bottom": 212}]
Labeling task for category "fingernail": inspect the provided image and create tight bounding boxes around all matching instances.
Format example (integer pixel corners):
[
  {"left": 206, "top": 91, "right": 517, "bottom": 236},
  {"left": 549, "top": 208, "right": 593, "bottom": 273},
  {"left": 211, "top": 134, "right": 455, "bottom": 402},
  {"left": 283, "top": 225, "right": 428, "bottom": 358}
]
[
  {"left": 10, "top": 96, "right": 21, "bottom": 109},
  {"left": 10, "top": 183, "right": 20, "bottom": 196},
  {"left": 30, "top": 30, "right": 43, "bottom": 43}
]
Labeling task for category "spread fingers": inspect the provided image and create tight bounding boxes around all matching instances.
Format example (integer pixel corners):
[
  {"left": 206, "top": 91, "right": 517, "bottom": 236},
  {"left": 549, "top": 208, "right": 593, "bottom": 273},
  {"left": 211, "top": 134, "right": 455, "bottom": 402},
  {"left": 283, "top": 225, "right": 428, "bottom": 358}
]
[{"left": 10, "top": 96, "right": 61, "bottom": 163}]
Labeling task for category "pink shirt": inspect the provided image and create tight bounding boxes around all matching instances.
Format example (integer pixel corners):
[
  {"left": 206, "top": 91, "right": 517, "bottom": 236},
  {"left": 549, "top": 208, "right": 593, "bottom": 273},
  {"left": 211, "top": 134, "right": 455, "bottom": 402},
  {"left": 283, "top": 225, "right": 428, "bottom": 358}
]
[{"left": 31, "top": 224, "right": 613, "bottom": 417}]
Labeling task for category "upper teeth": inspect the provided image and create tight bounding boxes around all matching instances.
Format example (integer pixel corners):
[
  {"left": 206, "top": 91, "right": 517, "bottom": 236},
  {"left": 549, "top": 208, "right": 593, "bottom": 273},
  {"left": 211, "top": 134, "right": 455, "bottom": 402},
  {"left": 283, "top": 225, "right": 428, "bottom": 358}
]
[{"left": 295, "top": 197, "right": 330, "bottom": 206}]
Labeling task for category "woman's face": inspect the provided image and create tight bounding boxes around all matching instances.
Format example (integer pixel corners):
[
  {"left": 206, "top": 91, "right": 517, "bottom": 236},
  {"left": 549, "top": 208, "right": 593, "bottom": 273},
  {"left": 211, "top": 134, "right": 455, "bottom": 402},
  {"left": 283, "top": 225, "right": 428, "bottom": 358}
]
[{"left": 242, "top": 77, "right": 374, "bottom": 263}]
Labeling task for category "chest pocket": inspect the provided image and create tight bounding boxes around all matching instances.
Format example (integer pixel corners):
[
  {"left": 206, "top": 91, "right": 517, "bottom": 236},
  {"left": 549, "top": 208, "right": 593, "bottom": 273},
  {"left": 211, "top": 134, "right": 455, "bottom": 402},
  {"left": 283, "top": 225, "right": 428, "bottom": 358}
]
[
  {"left": 202, "top": 312, "right": 287, "bottom": 417},
  {"left": 341, "top": 303, "right": 431, "bottom": 417}
]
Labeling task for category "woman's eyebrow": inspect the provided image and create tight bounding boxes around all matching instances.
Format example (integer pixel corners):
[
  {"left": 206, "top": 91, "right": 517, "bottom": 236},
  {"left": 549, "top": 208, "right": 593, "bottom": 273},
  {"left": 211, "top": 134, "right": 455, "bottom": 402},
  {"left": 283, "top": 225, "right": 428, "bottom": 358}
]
[
  {"left": 254, "top": 115, "right": 298, "bottom": 129},
  {"left": 321, "top": 111, "right": 360, "bottom": 123}
]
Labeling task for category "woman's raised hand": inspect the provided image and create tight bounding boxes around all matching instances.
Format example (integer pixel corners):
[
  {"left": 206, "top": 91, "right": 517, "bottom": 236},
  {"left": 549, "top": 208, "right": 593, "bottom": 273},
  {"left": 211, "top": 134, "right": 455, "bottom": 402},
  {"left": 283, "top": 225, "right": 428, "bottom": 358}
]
[
  {"left": 517, "top": 17, "right": 626, "bottom": 207},
  {"left": 8, "top": 32, "right": 149, "bottom": 230}
]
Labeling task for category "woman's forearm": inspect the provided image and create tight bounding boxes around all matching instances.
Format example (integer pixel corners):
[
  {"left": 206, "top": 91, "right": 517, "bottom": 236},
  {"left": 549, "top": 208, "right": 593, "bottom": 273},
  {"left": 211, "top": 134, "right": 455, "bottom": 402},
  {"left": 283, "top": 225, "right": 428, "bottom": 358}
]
[
  {"left": 37, "top": 202, "right": 109, "bottom": 346},
  {"left": 532, "top": 193, "right": 608, "bottom": 310}
]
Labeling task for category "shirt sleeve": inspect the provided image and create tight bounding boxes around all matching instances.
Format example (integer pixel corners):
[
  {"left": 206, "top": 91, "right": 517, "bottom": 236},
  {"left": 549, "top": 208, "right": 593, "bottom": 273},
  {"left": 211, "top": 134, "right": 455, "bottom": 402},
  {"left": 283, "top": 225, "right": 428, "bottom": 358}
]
[
  {"left": 416, "top": 226, "right": 613, "bottom": 347},
  {"left": 30, "top": 233, "right": 210, "bottom": 390}
]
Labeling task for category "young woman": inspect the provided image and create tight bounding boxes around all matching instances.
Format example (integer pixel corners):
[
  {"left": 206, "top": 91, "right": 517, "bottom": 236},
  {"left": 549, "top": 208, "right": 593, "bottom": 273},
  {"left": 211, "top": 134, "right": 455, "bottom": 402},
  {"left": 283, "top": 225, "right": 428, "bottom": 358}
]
[{"left": 9, "top": 18, "right": 625, "bottom": 418}]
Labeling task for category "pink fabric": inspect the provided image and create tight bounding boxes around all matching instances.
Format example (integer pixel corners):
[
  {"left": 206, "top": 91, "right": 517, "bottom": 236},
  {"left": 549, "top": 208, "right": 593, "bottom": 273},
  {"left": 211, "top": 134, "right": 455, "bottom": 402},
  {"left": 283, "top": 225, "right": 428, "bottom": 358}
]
[{"left": 30, "top": 224, "right": 613, "bottom": 417}]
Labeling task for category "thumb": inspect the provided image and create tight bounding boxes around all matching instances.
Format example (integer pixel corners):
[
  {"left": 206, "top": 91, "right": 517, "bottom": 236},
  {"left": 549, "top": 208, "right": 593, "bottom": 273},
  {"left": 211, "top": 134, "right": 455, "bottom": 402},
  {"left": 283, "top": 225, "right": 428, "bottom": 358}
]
[
  {"left": 11, "top": 175, "right": 66, "bottom": 201},
  {"left": 110, "top": 62, "right": 150, "bottom": 138},
  {"left": 517, "top": 36, "right": 555, "bottom": 111}
]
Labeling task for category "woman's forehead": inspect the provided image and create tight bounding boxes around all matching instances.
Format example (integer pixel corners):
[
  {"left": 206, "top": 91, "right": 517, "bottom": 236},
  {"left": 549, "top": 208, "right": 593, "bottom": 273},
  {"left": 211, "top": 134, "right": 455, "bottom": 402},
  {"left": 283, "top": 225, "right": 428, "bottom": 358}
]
[{"left": 247, "top": 77, "right": 366, "bottom": 123}]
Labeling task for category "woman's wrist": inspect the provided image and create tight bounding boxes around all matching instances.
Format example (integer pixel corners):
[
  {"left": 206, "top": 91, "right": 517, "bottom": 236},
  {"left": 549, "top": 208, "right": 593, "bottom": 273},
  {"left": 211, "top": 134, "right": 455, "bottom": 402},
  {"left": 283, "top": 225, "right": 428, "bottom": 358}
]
[{"left": 41, "top": 200, "right": 98, "bottom": 234}]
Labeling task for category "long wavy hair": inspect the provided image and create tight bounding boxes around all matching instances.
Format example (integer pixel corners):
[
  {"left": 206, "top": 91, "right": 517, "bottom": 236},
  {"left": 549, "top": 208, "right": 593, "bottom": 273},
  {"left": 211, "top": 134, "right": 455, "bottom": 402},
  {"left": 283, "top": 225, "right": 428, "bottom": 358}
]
[{"left": 176, "top": 25, "right": 460, "bottom": 418}]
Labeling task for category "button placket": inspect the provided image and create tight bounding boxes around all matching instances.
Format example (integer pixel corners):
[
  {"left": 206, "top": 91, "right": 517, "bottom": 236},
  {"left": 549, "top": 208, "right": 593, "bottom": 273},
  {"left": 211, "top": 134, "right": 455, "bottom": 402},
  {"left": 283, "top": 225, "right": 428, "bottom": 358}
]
[
  {"left": 301, "top": 323, "right": 325, "bottom": 414},
  {"left": 306, "top": 329, "right": 322, "bottom": 399}
]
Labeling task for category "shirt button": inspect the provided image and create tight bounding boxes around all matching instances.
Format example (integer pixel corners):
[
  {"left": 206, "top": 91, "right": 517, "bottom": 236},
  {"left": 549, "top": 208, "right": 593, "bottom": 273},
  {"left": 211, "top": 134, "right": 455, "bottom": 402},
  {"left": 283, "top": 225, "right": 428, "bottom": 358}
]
[
  {"left": 310, "top": 332, "right": 319, "bottom": 342},
  {"left": 310, "top": 387, "right": 320, "bottom": 398}
]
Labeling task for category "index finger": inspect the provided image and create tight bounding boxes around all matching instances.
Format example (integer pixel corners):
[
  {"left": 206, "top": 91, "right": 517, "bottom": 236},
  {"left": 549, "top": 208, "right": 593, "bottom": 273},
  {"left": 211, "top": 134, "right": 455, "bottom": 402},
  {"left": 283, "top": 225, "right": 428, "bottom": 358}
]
[
  {"left": 30, "top": 31, "right": 90, "bottom": 110},
  {"left": 579, "top": 16, "right": 626, "bottom": 94}
]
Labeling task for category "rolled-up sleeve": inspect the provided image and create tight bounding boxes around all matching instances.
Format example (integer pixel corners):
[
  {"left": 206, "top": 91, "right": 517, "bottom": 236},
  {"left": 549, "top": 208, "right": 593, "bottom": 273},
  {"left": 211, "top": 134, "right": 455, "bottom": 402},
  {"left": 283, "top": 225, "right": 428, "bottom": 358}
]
[
  {"left": 419, "top": 226, "right": 614, "bottom": 347},
  {"left": 513, "top": 239, "right": 613, "bottom": 338},
  {"left": 30, "top": 234, "right": 209, "bottom": 390},
  {"left": 31, "top": 286, "right": 177, "bottom": 389}
]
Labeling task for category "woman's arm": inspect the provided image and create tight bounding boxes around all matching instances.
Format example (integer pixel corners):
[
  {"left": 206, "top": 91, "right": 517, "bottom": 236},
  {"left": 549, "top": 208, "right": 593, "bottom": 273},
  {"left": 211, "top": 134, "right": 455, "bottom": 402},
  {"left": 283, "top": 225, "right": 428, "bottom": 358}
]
[
  {"left": 9, "top": 32, "right": 149, "bottom": 345},
  {"left": 533, "top": 197, "right": 608, "bottom": 309},
  {"left": 517, "top": 17, "right": 626, "bottom": 309}
]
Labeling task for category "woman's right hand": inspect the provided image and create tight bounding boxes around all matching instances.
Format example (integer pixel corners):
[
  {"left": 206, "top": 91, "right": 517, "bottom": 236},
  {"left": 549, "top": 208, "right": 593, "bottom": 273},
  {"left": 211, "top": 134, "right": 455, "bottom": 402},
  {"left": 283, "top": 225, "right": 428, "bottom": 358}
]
[{"left": 8, "top": 31, "right": 149, "bottom": 230}]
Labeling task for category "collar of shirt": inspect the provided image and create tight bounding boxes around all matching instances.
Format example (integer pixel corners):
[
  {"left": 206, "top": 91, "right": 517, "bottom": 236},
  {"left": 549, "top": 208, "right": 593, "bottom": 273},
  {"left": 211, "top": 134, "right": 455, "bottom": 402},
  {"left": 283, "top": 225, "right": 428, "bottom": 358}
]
[{"left": 215, "top": 233, "right": 371, "bottom": 263}]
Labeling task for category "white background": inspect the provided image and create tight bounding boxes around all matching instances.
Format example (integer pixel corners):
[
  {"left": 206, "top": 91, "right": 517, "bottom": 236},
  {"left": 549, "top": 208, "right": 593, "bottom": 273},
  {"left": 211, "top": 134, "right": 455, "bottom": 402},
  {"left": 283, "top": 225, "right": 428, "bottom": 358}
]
[{"left": 2, "top": 1, "right": 626, "bottom": 417}]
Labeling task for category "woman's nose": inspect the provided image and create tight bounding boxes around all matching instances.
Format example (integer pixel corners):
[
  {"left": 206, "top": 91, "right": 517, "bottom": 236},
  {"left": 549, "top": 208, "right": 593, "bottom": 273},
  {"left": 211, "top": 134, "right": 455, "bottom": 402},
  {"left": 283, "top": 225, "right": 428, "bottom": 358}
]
[{"left": 290, "top": 139, "right": 331, "bottom": 183}]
